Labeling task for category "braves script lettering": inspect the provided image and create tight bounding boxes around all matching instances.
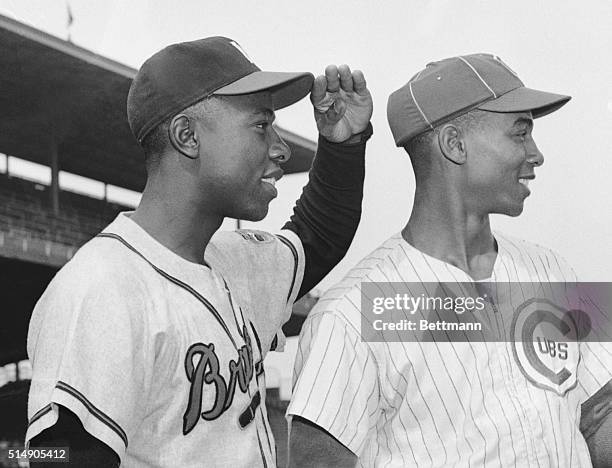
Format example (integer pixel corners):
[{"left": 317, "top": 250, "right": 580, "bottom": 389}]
[{"left": 182, "top": 325, "right": 254, "bottom": 434}]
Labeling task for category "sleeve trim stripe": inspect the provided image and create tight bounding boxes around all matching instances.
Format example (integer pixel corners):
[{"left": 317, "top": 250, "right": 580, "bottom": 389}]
[
  {"left": 276, "top": 234, "right": 298, "bottom": 303},
  {"left": 97, "top": 232, "right": 238, "bottom": 349},
  {"left": 28, "top": 404, "right": 53, "bottom": 427},
  {"left": 56, "top": 381, "right": 128, "bottom": 448}
]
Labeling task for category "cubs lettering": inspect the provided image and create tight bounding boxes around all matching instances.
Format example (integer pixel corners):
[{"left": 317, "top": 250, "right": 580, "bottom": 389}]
[
  {"left": 183, "top": 325, "right": 255, "bottom": 435},
  {"left": 536, "top": 336, "right": 568, "bottom": 360}
]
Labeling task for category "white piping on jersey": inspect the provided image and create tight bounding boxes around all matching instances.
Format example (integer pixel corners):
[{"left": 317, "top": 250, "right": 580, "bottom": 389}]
[{"left": 97, "top": 232, "right": 240, "bottom": 349}]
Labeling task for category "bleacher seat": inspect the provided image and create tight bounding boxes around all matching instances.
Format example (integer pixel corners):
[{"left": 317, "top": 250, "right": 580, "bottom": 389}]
[{"left": 0, "top": 174, "right": 130, "bottom": 248}]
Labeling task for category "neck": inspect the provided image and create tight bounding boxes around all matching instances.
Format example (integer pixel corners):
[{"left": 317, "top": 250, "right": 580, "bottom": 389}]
[
  {"left": 131, "top": 188, "right": 223, "bottom": 265},
  {"left": 403, "top": 181, "right": 497, "bottom": 279}
]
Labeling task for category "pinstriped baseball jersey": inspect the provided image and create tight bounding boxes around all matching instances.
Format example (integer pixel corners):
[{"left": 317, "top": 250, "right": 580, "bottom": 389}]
[
  {"left": 26, "top": 212, "right": 304, "bottom": 467},
  {"left": 288, "top": 232, "right": 612, "bottom": 467}
]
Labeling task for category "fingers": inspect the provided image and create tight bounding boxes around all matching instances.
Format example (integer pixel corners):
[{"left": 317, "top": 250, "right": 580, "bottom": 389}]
[
  {"left": 338, "top": 64, "right": 353, "bottom": 91},
  {"left": 310, "top": 75, "right": 328, "bottom": 105},
  {"left": 311, "top": 64, "right": 369, "bottom": 113},
  {"left": 322, "top": 64, "right": 366, "bottom": 94},
  {"left": 352, "top": 69, "right": 367, "bottom": 94},
  {"left": 324, "top": 65, "right": 340, "bottom": 93},
  {"left": 311, "top": 63, "right": 371, "bottom": 141}
]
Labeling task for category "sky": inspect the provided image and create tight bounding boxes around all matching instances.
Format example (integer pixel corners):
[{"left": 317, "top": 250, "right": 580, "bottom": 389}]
[{"left": 2, "top": 0, "right": 611, "bottom": 290}]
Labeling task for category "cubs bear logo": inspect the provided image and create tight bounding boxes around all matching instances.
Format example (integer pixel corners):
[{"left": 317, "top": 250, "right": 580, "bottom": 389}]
[{"left": 511, "top": 298, "right": 580, "bottom": 395}]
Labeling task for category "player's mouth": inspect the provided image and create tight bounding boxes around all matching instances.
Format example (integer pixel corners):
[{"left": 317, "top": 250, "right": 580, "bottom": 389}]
[
  {"left": 518, "top": 175, "right": 535, "bottom": 194},
  {"left": 261, "top": 177, "right": 276, "bottom": 187},
  {"left": 261, "top": 168, "right": 283, "bottom": 197}
]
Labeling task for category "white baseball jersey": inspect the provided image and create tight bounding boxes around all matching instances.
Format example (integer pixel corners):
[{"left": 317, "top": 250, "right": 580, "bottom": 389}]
[
  {"left": 26, "top": 212, "right": 305, "bottom": 467},
  {"left": 288, "top": 232, "right": 612, "bottom": 467}
]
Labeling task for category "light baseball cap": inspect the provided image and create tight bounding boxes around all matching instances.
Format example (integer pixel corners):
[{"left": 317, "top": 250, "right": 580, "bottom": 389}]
[
  {"left": 387, "top": 53, "right": 571, "bottom": 147},
  {"left": 127, "top": 36, "right": 314, "bottom": 144}
]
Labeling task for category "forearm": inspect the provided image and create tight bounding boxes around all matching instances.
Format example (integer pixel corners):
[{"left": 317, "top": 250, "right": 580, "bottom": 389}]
[
  {"left": 581, "top": 382, "right": 612, "bottom": 467},
  {"left": 583, "top": 412, "right": 612, "bottom": 467},
  {"left": 284, "top": 124, "right": 371, "bottom": 298},
  {"left": 288, "top": 416, "right": 357, "bottom": 468}
]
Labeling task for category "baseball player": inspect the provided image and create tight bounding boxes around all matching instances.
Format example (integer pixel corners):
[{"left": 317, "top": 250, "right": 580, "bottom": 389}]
[
  {"left": 288, "top": 54, "right": 612, "bottom": 467},
  {"left": 25, "top": 37, "right": 373, "bottom": 467}
]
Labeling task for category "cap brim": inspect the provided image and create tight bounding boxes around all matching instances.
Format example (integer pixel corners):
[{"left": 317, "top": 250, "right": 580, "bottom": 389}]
[
  {"left": 214, "top": 71, "right": 314, "bottom": 110},
  {"left": 478, "top": 87, "right": 571, "bottom": 118}
]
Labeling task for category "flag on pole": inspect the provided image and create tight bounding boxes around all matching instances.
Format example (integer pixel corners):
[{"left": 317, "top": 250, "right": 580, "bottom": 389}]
[{"left": 66, "top": 1, "right": 74, "bottom": 42}]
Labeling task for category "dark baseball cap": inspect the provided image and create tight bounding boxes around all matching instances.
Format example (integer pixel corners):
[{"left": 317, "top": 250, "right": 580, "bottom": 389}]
[
  {"left": 387, "top": 53, "right": 571, "bottom": 147},
  {"left": 127, "top": 36, "right": 314, "bottom": 143}
]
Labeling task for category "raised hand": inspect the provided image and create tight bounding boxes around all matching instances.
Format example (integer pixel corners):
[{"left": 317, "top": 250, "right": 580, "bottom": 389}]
[{"left": 311, "top": 64, "right": 373, "bottom": 143}]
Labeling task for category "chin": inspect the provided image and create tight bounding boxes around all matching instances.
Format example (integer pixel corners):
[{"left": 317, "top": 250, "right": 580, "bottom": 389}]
[
  {"left": 238, "top": 206, "right": 269, "bottom": 222},
  {"left": 495, "top": 204, "right": 524, "bottom": 217}
]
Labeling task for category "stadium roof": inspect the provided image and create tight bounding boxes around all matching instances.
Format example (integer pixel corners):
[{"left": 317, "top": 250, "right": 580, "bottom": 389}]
[{"left": 0, "top": 14, "right": 315, "bottom": 193}]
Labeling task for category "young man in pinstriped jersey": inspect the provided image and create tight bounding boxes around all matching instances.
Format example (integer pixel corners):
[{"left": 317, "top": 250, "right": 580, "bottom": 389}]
[
  {"left": 25, "top": 37, "right": 373, "bottom": 467},
  {"left": 287, "top": 54, "right": 612, "bottom": 467}
]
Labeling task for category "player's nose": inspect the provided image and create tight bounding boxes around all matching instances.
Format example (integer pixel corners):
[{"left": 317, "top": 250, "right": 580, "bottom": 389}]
[
  {"left": 525, "top": 135, "right": 544, "bottom": 167},
  {"left": 268, "top": 128, "right": 291, "bottom": 163}
]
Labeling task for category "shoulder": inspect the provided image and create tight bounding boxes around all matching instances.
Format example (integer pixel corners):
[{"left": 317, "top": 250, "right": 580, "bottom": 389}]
[
  {"left": 212, "top": 228, "right": 277, "bottom": 247},
  {"left": 495, "top": 231, "right": 577, "bottom": 281},
  {"left": 54, "top": 236, "right": 151, "bottom": 291},
  {"left": 208, "top": 228, "right": 300, "bottom": 262},
  {"left": 495, "top": 231, "right": 554, "bottom": 256},
  {"left": 28, "top": 236, "right": 153, "bottom": 354},
  {"left": 35, "top": 236, "right": 154, "bottom": 325},
  {"left": 309, "top": 234, "right": 408, "bottom": 326},
  {"left": 207, "top": 228, "right": 305, "bottom": 351},
  {"left": 206, "top": 228, "right": 304, "bottom": 292}
]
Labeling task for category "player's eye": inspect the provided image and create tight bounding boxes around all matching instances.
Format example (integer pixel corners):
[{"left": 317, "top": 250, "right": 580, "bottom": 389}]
[{"left": 255, "top": 121, "right": 270, "bottom": 130}]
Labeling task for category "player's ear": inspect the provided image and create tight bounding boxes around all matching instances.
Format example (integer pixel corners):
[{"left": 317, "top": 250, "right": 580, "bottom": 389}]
[
  {"left": 437, "top": 123, "right": 467, "bottom": 165},
  {"left": 168, "top": 114, "right": 199, "bottom": 160}
]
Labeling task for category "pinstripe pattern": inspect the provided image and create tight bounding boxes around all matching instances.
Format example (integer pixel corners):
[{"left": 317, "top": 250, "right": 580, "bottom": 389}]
[{"left": 288, "top": 232, "right": 612, "bottom": 467}]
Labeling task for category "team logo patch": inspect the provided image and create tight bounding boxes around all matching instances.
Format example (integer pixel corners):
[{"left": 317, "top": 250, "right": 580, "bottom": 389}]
[
  {"left": 511, "top": 298, "right": 580, "bottom": 395},
  {"left": 237, "top": 229, "right": 274, "bottom": 244},
  {"left": 182, "top": 324, "right": 260, "bottom": 434}
]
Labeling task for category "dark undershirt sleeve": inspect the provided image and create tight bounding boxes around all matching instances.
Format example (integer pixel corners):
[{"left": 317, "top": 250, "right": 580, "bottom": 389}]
[
  {"left": 581, "top": 379, "right": 612, "bottom": 467},
  {"left": 283, "top": 125, "right": 370, "bottom": 299},
  {"left": 29, "top": 405, "right": 120, "bottom": 468}
]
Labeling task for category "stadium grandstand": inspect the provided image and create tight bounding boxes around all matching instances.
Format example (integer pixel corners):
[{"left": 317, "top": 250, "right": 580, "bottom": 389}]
[{"left": 0, "top": 14, "right": 316, "bottom": 466}]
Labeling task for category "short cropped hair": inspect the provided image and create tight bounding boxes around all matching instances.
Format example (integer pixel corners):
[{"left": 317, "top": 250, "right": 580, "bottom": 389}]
[
  {"left": 139, "top": 95, "right": 225, "bottom": 169},
  {"left": 404, "top": 108, "right": 488, "bottom": 160}
]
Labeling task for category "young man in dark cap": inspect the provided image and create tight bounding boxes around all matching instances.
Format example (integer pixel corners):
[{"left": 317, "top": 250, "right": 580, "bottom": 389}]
[
  {"left": 26, "top": 36, "right": 373, "bottom": 467},
  {"left": 288, "top": 54, "right": 611, "bottom": 467}
]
